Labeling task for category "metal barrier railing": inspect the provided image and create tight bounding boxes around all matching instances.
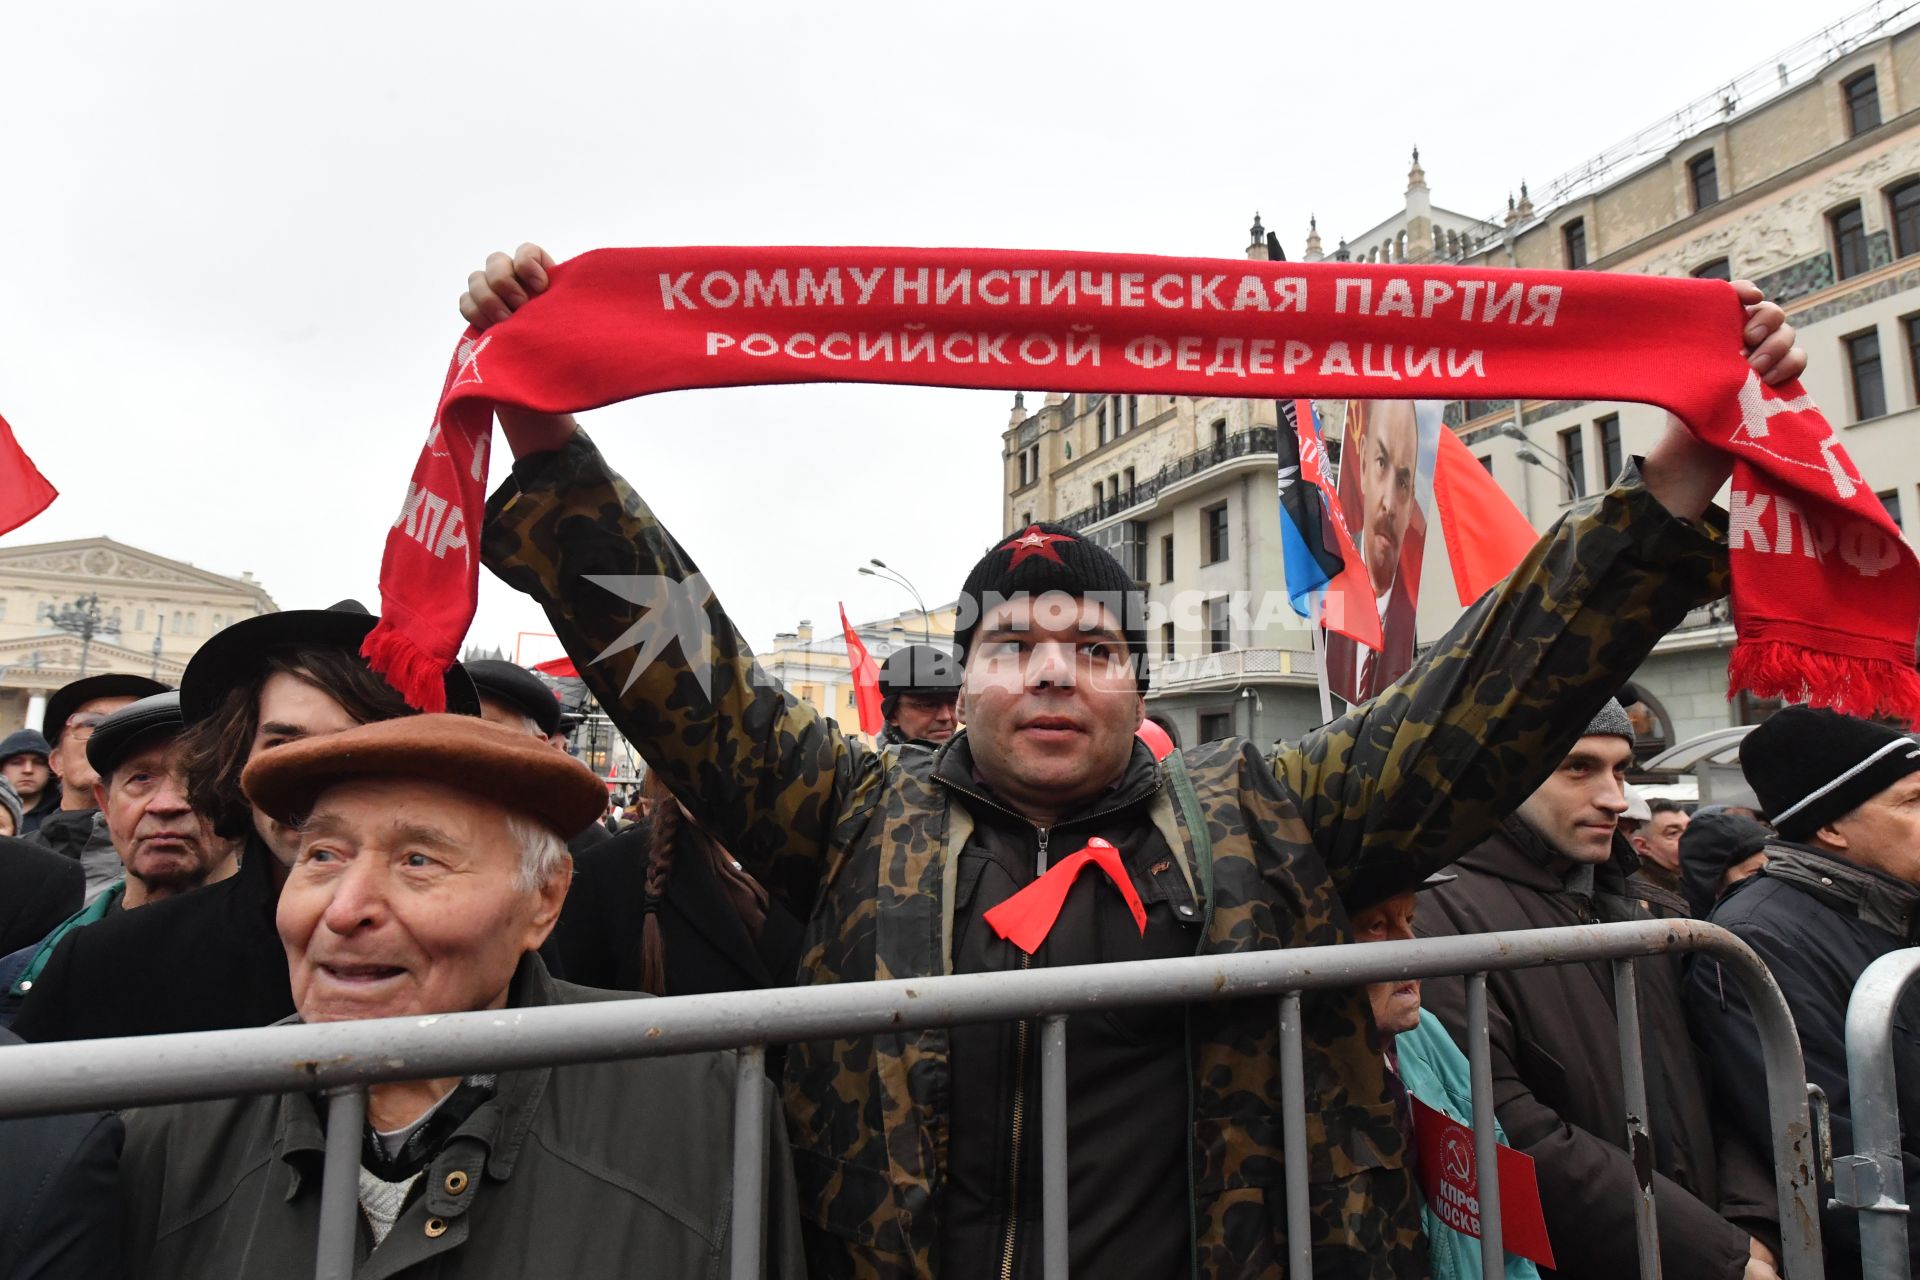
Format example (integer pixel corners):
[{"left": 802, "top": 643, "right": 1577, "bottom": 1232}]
[
  {"left": 1837, "top": 946, "right": 1920, "bottom": 1277},
  {"left": 0, "top": 919, "right": 1823, "bottom": 1280}
]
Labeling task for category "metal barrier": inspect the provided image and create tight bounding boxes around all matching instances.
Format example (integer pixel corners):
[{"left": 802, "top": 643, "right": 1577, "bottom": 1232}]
[
  {"left": 0, "top": 919, "right": 1823, "bottom": 1280},
  {"left": 1837, "top": 947, "right": 1920, "bottom": 1277}
]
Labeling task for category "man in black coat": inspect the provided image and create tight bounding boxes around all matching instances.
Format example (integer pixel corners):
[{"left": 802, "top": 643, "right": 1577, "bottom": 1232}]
[
  {"left": 0, "top": 1026, "right": 122, "bottom": 1279},
  {"left": 1416, "top": 700, "right": 1780, "bottom": 1280},
  {"left": 0, "top": 729, "right": 59, "bottom": 835},
  {"left": 1689, "top": 707, "right": 1920, "bottom": 1279},
  {"left": 0, "top": 837, "right": 81, "bottom": 956},
  {"left": 12, "top": 604, "right": 479, "bottom": 1042}
]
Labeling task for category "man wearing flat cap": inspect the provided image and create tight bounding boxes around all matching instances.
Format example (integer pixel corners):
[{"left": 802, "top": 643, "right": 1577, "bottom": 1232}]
[
  {"left": 117, "top": 714, "right": 802, "bottom": 1279},
  {"left": 13, "top": 601, "right": 479, "bottom": 1043},
  {"left": 1689, "top": 706, "right": 1920, "bottom": 1278},
  {"left": 1, "top": 692, "right": 231, "bottom": 1023},
  {"left": 31, "top": 673, "right": 170, "bottom": 884},
  {"left": 1415, "top": 701, "right": 1780, "bottom": 1280}
]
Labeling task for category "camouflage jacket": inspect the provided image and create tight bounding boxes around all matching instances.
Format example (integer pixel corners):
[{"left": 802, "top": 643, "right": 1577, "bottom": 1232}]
[{"left": 482, "top": 435, "right": 1728, "bottom": 1279}]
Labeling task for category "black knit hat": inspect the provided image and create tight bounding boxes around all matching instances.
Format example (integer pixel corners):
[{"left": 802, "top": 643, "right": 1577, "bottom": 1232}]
[
  {"left": 1741, "top": 706, "right": 1920, "bottom": 840},
  {"left": 954, "top": 522, "right": 1148, "bottom": 691}
]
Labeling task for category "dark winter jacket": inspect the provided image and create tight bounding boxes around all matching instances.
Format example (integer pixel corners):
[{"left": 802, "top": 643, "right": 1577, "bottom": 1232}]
[
  {"left": 0, "top": 1027, "right": 124, "bottom": 1280},
  {"left": 482, "top": 434, "right": 1726, "bottom": 1279},
  {"left": 118, "top": 956, "right": 804, "bottom": 1280},
  {"left": 12, "top": 836, "right": 291, "bottom": 1042},
  {"left": 0, "top": 836, "right": 81, "bottom": 956},
  {"left": 553, "top": 819, "right": 806, "bottom": 995},
  {"left": 1679, "top": 809, "right": 1772, "bottom": 919},
  {"left": 28, "top": 808, "right": 120, "bottom": 904},
  {"left": 18, "top": 785, "right": 59, "bottom": 836},
  {"left": 1687, "top": 842, "right": 1920, "bottom": 1278},
  {"left": 1415, "top": 819, "right": 1775, "bottom": 1280}
]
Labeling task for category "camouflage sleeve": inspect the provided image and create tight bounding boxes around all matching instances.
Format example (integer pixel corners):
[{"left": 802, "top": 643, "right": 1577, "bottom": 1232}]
[
  {"left": 481, "top": 432, "right": 877, "bottom": 917},
  {"left": 1276, "top": 461, "right": 1728, "bottom": 909}
]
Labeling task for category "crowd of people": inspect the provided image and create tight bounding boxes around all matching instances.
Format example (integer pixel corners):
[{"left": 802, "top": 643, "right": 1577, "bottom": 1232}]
[{"left": 0, "top": 246, "right": 1912, "bottom": 1280}]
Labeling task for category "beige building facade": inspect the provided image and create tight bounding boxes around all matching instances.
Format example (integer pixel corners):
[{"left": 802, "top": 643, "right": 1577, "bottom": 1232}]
[
  {"left": 1303, "top": 4, "right": 1920, "bottom": 752},
  {"left": 998, "top": 4, "right": 1920, "bottom": 754},
  {"left": 0, "top": 536, "right": 278, "bottom": 732}
]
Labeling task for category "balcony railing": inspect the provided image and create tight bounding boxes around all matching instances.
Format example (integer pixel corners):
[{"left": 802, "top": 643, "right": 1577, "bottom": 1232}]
[{"left": 1059, "top": 427, "right": 1278, "bottom": 531}]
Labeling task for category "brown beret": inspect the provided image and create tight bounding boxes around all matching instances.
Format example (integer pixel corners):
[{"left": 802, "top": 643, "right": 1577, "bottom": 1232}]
[{"left": 241, "top": 713, "right": 607, "bottom": 838}]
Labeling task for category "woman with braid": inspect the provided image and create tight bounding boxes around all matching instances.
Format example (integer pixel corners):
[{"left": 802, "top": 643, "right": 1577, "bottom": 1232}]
[{"left": 553, "top": 770, "right": 805, "bottom": 998}]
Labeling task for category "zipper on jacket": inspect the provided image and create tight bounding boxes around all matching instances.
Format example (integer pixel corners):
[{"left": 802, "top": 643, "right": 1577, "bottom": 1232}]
[{"left": 999, "top": 825, "right": 1048, "bottom": 1280}]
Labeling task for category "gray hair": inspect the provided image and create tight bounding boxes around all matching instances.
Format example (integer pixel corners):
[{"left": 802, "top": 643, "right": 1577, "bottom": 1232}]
[{"left": 506, "top": 813, "right": 571, "bottom": 890}]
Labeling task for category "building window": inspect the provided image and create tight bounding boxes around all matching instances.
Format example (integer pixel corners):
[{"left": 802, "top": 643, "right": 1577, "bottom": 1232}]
[
  {"left": 1097, "top": 404, "right": 1110, "bottom": 446},
  {"left": 1206, "top": 597, "right": 1232, "bottom": 654},
  {"left": 134, "top": 607, "right": 145, "bottom": 631},
  {"left": 1161, "top": 621, "right": 1177, "bottom": 661},
  {"left": 1126, "top": 395, "right": 1139, "bottom": 432},
  {"left": 1478, "top": 454, "right": 1494, "bottom": 473},
  {"left": 1687, "top": 151, "right": 1719, "bottom": 210},
  {"left": 1203, "top": 503, "right": 1230, "bottom": 563},
  {"left": 1905, "top": 314, "right": 1920, "bottom": 400},
  {"left": 1021, "top": 511, "right": 1032, "bottom": 528},
  {"left": 1880, "top": 489, "right": 1904, "bottom": 529},
  {"left": 1845, "top": 68, "right": 1881, "bottom": 137},
  {"left": 1691, "top": 258, "right": 1731, "bottom": 281},
  {"left": 1891, "top": 180, "right": 1920, "bottom": 259},
  {"left": 0, "top": 599, "right": 7, "bottom": 622},
  {"left": 1563, "top": 218, "right": 1587, "bottom": 269},
  {"left": 1596, "top": 414, "right": 1623, "bottom": 486},
  {"left": 1831, "top": 202, "right": 1870, "bottom": 280},
  {"left": 1847, "top": 328, "right": 1887, "bottom": 420},
  {"left": 1161, "top": 533, "right": 1175, "bottom": 583},
  {"left": 1123, "top": 466, "right": 1135, "bottom": 495},
  {"left": 1018, "top": 451, "right": 1030, "bottom": 487},
  {"left": 1198, "top": 710, "right": 1233, "bottom": 743},
  {"left": 1211, "top": 418, "right": 1228, "bottom": 450},
  {"left": 1558, "top": 426, "right": 1587, "bottom": 501}
]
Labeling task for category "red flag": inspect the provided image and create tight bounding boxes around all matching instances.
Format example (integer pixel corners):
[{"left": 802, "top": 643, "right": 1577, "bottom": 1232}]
[
  {"left": 840, "top": 604, "right": 884, "bottom": 736},
  {"left": 1434, "top": 429, "right": 1540, "bottom": 606},
  {"left": 0, "top": 414, "right": 57, "bottom": 537},
  {"left": 531, "top": 656, "right": 579, "bottom": 679}
]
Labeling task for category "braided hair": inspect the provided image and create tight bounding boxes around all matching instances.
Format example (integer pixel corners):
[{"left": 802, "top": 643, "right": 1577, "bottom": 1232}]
[{"left": 638, "top": 769, "right": 680, "bottom": 997}]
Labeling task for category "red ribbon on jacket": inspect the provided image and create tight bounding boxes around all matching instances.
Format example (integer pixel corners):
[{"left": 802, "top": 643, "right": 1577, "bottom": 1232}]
[
  {"left": 365, "top": 247, "right": 1920, "bottom": 725},
  {"left": 982, "top": 838, "right": 1148, "bottom": 955}
]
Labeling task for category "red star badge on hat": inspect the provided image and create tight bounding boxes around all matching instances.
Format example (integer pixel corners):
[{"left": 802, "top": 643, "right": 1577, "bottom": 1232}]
[{"left": 999, "top": 524, "right": 1075, "bottom": 568}]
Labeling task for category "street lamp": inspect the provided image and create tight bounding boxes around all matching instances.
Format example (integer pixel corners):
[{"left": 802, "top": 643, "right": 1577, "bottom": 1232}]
[
  {"left": 48, "top": 593, "right": 105, "bottom": 678},
  {"left": 857, "top": 560, "right": 932, "bottom": 642},
  {"left": 1512, "top": 444, "right": 1578, "bottom": 496}
]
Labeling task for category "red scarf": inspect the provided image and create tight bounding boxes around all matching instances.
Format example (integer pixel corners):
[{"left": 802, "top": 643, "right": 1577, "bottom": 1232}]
[{"left": 366, "top": 247, "right": 1920, "bottom": 723}]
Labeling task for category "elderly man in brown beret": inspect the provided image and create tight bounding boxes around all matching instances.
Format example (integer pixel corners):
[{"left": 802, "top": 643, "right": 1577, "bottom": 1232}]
[{"left": 117, "top": 714, "right": 803, "bottom": 1279}]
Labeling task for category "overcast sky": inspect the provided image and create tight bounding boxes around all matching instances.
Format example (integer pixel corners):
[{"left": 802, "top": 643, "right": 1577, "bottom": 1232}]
[{"left": 0, "top": 0, "right": 1854, "bottom": 662}]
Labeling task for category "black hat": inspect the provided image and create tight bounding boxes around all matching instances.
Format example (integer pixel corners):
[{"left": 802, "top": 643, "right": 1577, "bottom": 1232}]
[
  {"left": 464, "top": 660, "right": 563, "bottom": 737},
  {"left": 0, "top": 729, "right": 50, "bottom": 762},
  {"left": 85, "top": 691, "right": 185, "bottom": 781},
  {"left": 1741, "top": 706, "right": 1920, "bottom": 841},
  {"left": 45, "top": 674, "right": 170, "bottom": 747},
  {"left": 180, "top": 599, "right": 481, "bottom": 723},
  {"left": 878, "top": 645, "right": 961, "bottom": 720},
  {"left": 1678, "top": 807, "right": 1773, "bottom": 917},
  {"left": 953, "top": 523, "right": 1148, "bottom": 690}
]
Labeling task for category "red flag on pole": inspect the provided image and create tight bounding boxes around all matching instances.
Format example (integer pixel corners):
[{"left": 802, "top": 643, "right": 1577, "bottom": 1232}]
[
  {"left": 531, "top": 656, "right": 579, "bottom": 679},
  {"left": 1433, "top": 429, "right": 1541, "bottom": 606},
  {"left": 0, "top": 414, "right": 57, "bottom": 537},
  {"left": 840, "top": 604, "right": 884, "bottom": 736}
]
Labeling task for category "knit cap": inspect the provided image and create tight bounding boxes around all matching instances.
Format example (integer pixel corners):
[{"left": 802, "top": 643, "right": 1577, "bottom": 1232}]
[
  {"left": 954, "top": 522, "right": 1149, "bottom": 690},
  {"left": 1741, "top": 706, "right": 1920, "bottom": 840},
  {"left": 1584, "top": 698, "right": 1635, "bottom": 742}
]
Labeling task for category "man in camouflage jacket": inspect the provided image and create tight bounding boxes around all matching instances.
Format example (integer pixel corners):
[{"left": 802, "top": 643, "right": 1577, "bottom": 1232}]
[{"left": 463, "top": 245, "right": 1799, "bottom": 1279}]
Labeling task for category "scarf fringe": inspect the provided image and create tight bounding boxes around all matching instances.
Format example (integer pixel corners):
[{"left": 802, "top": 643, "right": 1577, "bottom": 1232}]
[
  {"left": 360, "top": 619, "right": 451, "bottom": 713},
  {"left": 1729, "top": 639, "right": 1920, "bottom": 725}
]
